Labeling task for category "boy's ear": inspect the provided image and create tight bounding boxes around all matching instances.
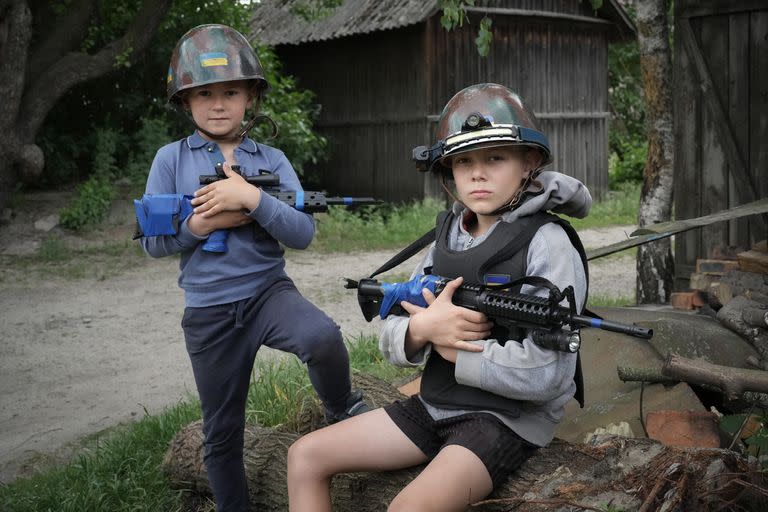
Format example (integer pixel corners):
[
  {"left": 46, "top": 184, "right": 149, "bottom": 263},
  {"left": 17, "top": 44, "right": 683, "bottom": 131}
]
[{"left": 524, "top": 149, "right": 544, "bottom": 172}]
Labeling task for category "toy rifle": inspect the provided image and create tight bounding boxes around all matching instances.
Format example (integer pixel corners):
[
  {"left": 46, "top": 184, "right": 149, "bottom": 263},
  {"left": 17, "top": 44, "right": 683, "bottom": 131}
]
[
  {"left": 343, "top": 274, "right": 653, "bottom": 353},
  {"left": 133, "top": 164, "right": 381, "bottom": 252}
]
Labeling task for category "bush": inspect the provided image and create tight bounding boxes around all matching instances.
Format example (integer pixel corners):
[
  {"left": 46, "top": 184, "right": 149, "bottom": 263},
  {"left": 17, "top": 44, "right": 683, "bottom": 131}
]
[{"left": 59, "top": 175, "right": 116, "bottom": 230}]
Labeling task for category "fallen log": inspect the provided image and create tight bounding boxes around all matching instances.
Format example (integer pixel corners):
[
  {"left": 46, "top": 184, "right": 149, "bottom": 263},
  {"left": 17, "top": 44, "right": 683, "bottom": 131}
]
[
  {"left": 163, "top": 374, "right": 767, "bottom": 511},
  {"left": 662, "top": 354, "right": 768, "bottom": 401}
]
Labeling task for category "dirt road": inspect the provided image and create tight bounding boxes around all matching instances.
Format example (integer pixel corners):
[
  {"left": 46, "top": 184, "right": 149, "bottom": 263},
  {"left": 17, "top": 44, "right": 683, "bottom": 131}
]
[{"left": 0, "top": 197, "right": 636, "bottom": 482}]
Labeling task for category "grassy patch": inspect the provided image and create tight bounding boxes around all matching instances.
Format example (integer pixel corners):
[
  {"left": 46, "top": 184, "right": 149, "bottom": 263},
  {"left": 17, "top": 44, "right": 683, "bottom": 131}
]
[
  {"left": 588, "top": 294, "right": 637, "bottom": 307},
  {"left": 0, "top": 337, "right": 413, "bottom": 510},
  {"left": 311, "top": 198, "right": 445, "bottom": 252},
  {"left": 0, "top": 401, "right": 201, "bottom": 512},
  {"left": 567, "top": 181, "right": 640, "bottom": 231}
]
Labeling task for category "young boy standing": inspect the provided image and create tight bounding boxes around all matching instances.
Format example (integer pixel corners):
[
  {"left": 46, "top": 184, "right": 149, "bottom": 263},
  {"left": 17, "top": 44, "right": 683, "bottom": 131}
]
[
  {"left": 140, "top": 24, "right": 367, "bottom": 512},
  {"left": 287, "top": 83, "right": 592, "bottom": 511}
]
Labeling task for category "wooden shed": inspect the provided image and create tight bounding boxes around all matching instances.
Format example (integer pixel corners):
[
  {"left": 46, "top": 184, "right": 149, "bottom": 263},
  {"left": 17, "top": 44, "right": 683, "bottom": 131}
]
[
  {"left": 673, "top": 0, "right": 768, "bottom": 289},
  {"left": 250, "top": 0, "right": 635, "bottom": 202}
]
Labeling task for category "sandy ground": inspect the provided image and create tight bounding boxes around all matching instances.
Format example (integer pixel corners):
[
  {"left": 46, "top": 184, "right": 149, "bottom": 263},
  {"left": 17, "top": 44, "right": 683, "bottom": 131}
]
[{"left": 0, "top": 192, "right": 637, "bottom": 483}]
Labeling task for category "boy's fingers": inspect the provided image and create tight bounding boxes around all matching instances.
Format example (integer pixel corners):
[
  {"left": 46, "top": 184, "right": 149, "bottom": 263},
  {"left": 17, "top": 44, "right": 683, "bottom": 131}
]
[
  {"left": 437, "top": 277, "right": 463, "bottom": 302},
  {"left": 400, "top": 301, "right": 424, "bottom": 315},
  {"left": 454, "top": 340, "right": 484, "bottom": 352},
  {"left": 421, "top": 288, "right": 436, "bottom": 305}
]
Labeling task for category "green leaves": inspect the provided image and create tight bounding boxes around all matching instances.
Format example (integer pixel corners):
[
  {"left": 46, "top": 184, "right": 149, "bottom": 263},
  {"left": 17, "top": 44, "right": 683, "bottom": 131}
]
[
  {"left": 440, "top": 0, "right": 493, "bottom": 56},
  {"left": 475, "top": 17, "right": 493, "bottom": 57},
  {"left": 439, "top": 0, "right": 473, "bottom": 31}
]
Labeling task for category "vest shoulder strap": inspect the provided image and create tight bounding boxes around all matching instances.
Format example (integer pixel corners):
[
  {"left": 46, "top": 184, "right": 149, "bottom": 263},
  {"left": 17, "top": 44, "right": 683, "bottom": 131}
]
[{"left": 368, "top": 210, "right": 449, "bottom": 279}]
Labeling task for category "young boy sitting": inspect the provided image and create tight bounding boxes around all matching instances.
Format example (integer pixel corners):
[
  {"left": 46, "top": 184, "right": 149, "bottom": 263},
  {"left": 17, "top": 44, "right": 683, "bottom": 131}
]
[{"left": 286, "top": 83, "right": 591, "bottom": 512}]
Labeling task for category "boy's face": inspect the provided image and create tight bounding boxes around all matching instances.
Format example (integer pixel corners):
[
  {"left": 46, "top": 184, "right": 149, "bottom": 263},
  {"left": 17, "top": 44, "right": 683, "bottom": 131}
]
[
  {"left": 449, "top": 146, "right": 538, "bottom": 216},
  {"left": 184, "top": 80, "right": 254, "bottom": 140}
]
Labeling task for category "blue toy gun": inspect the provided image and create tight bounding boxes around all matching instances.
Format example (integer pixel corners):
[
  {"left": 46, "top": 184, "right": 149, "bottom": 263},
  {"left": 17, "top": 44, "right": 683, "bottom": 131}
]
[
  {"left": 133, "top": 186, "right": 382, "bottom": 253},
  {"left": 343, "top": 274, "right": 653, "bottom": 352}
]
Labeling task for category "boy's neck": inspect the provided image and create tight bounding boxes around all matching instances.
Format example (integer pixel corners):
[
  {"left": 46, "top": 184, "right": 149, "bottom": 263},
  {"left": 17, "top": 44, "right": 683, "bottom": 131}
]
[{"left": 197, "top": 130, "right": 241, "bottom": 150}]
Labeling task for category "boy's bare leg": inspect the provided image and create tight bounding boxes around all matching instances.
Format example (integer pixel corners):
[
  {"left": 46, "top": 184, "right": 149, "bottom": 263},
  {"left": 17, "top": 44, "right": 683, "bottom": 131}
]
[
  {"left": 288, "top": 408, "right": 429, "bottom": 512},
  {"left": 389, "top": 445, "right": 493, "bottom": 512}
]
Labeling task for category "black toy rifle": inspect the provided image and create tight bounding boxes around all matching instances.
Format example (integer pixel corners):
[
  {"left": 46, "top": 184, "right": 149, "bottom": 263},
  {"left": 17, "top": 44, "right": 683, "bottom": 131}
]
[{"left": 343, "top": 275, "right": 653, "bottom": 352}]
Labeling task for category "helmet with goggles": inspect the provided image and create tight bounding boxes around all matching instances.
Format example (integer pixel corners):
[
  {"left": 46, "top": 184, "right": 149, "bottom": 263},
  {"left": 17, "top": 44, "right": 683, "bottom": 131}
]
[
  {"left": 413, "top": 83, "right": 551, "bottom": 174},
  {"left": 166, "top": 24, "right": 269, "bottom": 108}
]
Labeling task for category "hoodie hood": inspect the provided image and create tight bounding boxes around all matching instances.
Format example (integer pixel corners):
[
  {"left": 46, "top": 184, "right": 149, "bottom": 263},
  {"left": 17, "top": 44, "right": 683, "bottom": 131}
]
[{"left": 452, "top": 170, "right": 592, "bottom": 222}]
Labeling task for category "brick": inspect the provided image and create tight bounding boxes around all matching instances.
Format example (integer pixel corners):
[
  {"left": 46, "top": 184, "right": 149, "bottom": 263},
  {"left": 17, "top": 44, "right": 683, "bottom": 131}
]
[
  {"left": 695, "top": 259, "right": 741, "bottom": 275},
  {"left": 671, "top": 292, "right": 695, "bottom": 310},
  {"left": 645, "top": 410, "right": 721, "bottom": 448}
]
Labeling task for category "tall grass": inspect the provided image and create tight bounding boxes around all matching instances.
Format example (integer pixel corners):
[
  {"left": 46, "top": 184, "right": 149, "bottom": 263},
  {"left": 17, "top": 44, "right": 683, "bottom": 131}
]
[
  {"left": 311, "top": 197, "right": 444, "bottom": 252},
  {"left": 312, "top": 183, "right": 641, "bottom": 252},
  {"left": 0, "top": 401, "right": 200, "bottom": 512}
]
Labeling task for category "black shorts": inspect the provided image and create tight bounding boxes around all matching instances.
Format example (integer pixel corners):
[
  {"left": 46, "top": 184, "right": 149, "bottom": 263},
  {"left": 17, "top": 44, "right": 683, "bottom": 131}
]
[{"left": 384, "top": 396, "right": 538, "bottom": 488}]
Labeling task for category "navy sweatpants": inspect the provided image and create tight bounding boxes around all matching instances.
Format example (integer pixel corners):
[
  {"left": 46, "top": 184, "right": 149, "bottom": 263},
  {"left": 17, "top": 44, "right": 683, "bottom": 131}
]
[{"left": 181, "top": 276, "right": 351, "bottom": 512}]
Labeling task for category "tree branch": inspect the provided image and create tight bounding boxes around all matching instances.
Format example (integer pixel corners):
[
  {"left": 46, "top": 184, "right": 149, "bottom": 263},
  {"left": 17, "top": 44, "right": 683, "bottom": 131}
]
[
  {"left": 18, "top": 0, "right": 172, "bottom": 141},
  {"left": 26, "top": 0, "right": 96, "bottom": 83}
]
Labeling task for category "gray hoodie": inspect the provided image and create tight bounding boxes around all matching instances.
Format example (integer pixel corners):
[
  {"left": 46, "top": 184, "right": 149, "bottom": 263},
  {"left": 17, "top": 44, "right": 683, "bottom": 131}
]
[{"left": 378, "top": 171, "right": 592, "bottom": 446}]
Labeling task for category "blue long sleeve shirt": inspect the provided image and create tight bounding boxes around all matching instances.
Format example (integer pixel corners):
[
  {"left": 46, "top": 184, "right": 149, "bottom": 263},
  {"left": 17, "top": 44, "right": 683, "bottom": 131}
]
[{"left": 140, "top": 132, "right": 315, "bottom": 307}]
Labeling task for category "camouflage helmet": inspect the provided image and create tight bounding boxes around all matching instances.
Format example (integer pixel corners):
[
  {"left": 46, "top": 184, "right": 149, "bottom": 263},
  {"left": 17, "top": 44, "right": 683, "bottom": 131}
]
[
  {"left": 166, "top": 24, "right": 268, "bottom": 107},
  {"left": 419, "top": 83, "right": 551, "bottom": 174}
]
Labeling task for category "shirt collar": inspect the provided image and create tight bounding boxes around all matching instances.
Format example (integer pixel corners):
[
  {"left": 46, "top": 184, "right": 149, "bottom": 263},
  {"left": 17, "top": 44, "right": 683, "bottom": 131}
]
[{"left": 186, "top": 131, "right": 260, "bottom": 154}]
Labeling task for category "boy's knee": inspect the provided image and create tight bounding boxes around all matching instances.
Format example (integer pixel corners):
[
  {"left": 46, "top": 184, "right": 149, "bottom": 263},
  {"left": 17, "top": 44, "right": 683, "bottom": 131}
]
[
  {"left": 388, "top": 494, "right": 434, "bottom": 512},
  {"left": 287, "top": 435, "right": 327, "bottom": 479},
  {"left": 306, "top": 321, "right": 344, "bottom": 358}
]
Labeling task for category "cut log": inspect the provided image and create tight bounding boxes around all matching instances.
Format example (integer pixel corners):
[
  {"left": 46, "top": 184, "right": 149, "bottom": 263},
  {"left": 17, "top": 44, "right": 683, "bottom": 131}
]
[
  {"left": 717, "top": 295, "right": 768, "bottom": 359},
  {"left": 163, "top": 374, "right": 768, "bottom": 511},
  {"left": 720, "top": 270, "right": 768, "bottom": 302}
]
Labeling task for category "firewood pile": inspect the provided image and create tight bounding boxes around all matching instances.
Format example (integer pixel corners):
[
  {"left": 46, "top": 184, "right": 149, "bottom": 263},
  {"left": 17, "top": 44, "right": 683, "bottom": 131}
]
[{"left": 671, "top": 240, "right": 768, "bottom": 370}]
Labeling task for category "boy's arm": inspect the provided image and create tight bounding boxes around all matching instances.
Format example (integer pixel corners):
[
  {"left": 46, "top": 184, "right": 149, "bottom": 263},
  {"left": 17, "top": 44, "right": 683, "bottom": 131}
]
[
  {"left": 378, "top": 246, "right": 435, "bottom": 367},
  {"left": 453, "top": 223, "right": 586, "bottom": 402},
  {"left": 245, "top": 151, "right": 314, "bottom": 249},
  {"left": 140, "top": 151, "right": 208, "bottom": 258}
]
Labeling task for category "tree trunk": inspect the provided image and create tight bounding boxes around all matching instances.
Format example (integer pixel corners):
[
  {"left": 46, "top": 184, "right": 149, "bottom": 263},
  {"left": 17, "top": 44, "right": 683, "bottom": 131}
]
[
  {"left": 0, "top": 0, "right": 172, "bottom": 213},
  {"left": 635, "top": 0, "right": 675, "bottom": 304},
  {"left": 162, "top": 374, "right": 767, "bottom": 511}
]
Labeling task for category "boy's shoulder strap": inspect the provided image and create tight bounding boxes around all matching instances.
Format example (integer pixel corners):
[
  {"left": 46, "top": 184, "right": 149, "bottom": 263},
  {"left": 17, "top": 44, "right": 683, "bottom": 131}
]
[{"left": 368, "top": 210, "right": 451, "bottom": 279}]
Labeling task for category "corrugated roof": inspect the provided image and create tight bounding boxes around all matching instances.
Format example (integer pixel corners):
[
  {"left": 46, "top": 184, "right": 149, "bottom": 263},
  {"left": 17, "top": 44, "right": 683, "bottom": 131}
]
[
  {"left": 250, "top": 0, "right": 439, "bottom": 46},
  {"left": 250, "top": 0, "right": 636, "bottom": 46}
]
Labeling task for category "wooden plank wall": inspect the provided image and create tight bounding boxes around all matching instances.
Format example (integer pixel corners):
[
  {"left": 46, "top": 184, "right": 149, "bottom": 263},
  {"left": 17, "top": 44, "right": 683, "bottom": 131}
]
[
  {"left": 276, "top": 2, "right": 615, "bottom": 203},
  {"left": 426, "top": 11, "right": 610, "bottom": 200},
  {"left": 278, "top": 26, "right": 429, "bottom": 202},
  {"left": 674, "top": 0, "right": 768, "bottom": 289}
]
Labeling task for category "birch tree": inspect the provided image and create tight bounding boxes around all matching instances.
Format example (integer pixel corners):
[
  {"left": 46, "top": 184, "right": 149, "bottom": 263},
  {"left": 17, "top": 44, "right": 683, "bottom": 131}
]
[{"left": 635, "top": 0, "right": 675, "bottom": 304}]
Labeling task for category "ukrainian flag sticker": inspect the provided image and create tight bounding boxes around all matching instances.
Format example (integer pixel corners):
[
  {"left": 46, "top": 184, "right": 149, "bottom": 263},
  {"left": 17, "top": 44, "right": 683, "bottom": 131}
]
[
  {"left": 200, "top": 52, "right": 228, "bottom": 67},
  {"left": 167, "top": 66, "right": 173, "bottom": 83},
  {"left": 485, "top": 274, "right": 511, "bottom": 285}
]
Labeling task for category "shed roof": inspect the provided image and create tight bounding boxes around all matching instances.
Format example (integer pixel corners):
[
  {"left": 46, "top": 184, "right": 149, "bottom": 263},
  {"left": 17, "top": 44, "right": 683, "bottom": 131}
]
[{"left": 250, "top": 0, "right": 636, "bottom": 46}]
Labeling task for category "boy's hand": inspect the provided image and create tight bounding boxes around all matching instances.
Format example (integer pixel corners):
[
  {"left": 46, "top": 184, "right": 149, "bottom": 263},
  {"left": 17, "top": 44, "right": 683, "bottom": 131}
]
[
  {"left": 401, "top": 277, "right": 492, "bottom": 357},
  {"left": 187, "top": 210, "right": 252, "bottom": 236},
  {"left": 191, "top": 165, "right": 262, "bottom": 216}
]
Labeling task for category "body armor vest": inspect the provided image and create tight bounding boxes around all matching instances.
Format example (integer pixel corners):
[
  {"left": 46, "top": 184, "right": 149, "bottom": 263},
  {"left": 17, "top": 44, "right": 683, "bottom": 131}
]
[{"left": 420, "top": 210, "right": 587, "bottom": 413}]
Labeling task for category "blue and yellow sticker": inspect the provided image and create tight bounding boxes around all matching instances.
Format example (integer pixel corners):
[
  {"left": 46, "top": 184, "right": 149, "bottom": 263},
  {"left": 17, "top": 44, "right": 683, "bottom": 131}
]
[
  {"left": 200, "top": 52, "right": 228, "bottom": 67},
  {"left": 485, "top": 274, "right": 511, "bottom": 285},
  {"left": 167, "top": 66, "right": 173, "bottom": 84}
]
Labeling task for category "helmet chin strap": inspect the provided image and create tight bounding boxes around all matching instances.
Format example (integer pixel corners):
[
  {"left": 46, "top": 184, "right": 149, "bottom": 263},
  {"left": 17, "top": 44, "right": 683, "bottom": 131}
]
[{"left": 186, "top": 111, "right": 279, "bottom": 144}]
